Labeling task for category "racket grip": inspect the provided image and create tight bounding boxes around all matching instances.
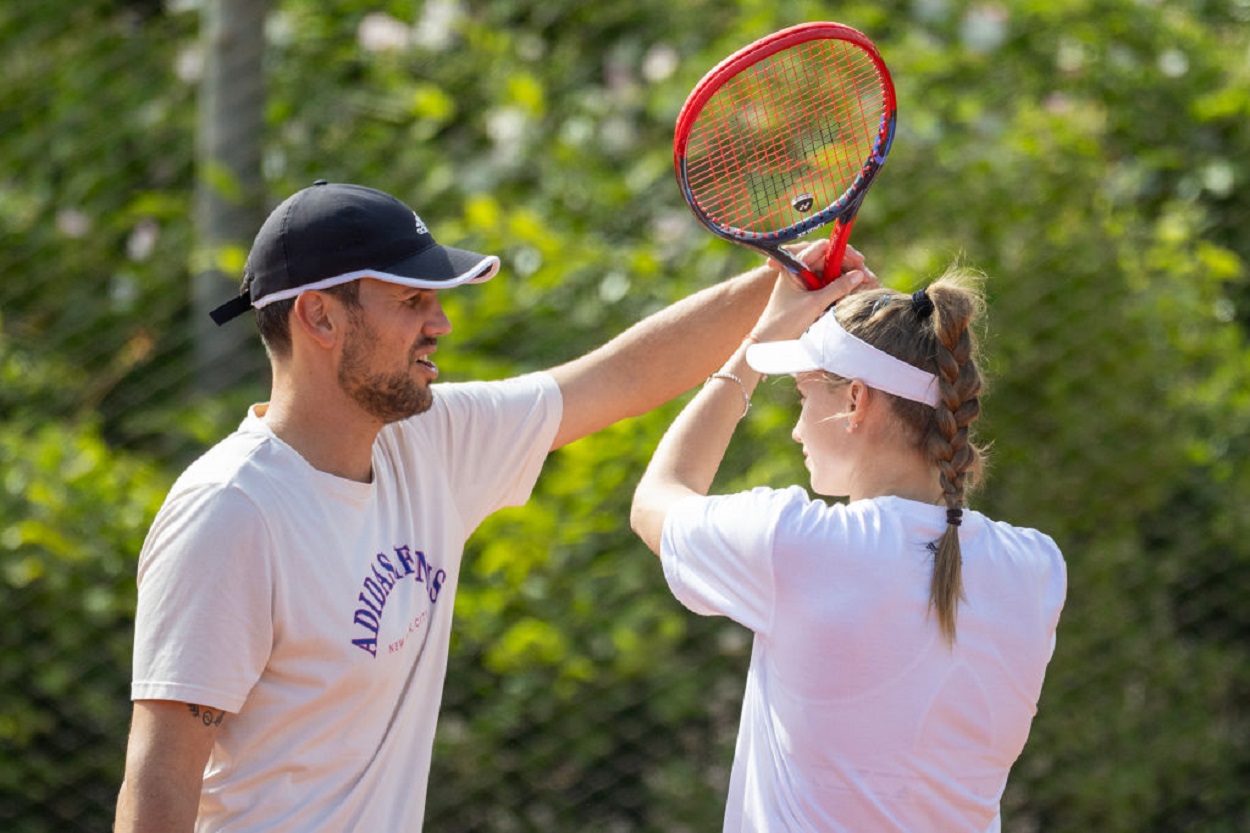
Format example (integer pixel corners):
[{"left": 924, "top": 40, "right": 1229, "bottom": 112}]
[
  {"left": 822, "top": 218, "right": 856, "bottom": 286},
  {"left": 797, "top": 267, "right": 825, "bottom": 291}
]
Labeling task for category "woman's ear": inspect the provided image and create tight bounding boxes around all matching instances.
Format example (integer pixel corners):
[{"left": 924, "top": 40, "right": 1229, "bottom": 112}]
[{"left": 847, "top": 380, "right": 868, "bottom": 414}]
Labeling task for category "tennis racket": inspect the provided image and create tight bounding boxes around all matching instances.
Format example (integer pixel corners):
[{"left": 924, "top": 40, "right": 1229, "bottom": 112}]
[{"left": 674, "top": 22, "right": 897, "bottom": 290}]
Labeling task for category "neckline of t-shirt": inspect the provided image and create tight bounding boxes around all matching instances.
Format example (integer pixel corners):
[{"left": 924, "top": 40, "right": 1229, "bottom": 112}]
[
  {"left": 857, "top": 494, "right": 985, "bottom": 533},
  {"left": 243, "top": 405, "right": 377, "bottom": 501}
]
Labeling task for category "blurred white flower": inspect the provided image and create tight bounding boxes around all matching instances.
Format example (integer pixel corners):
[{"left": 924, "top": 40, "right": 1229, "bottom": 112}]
[
  {"left": 1044, "top": 92, "right": 1072, "bottom": 114},
  {"left": 267, "top": 10, "right": 295, "bottom": 48},
  {"left": 1056, "top": 37, "right": 1086, "bottom": 74},
  {"left": 598, "top": 271, "right": 630, "bottom": 304},
  {"left": 56, "top": 208, "right": 92, "bottom": 239},
  {"left": 358, "top": 12, "right": 410, "bottom": 53},
  {"left": 961, "top": 3, "right": 1009, "bottom": 54},
  {"left": 600, "top": 115, "right": 637, "bottom": 155},
  {"left": 641, "top": 44, "right": 679, "bottom": 83},
  {"left": 111, "top": 273, "right": 139, "bottom": 310},
  {"left": 912, "top": 0, "right": 951, "bottom": 24},
  {"left": 174, "top": 44, "right": 202, "bottom": 83},
  {"left": 414, "top": 0, "right": 461, "bottom": 52},
  {"left": 512, "top": 246, "right": 543, "bottom": 278},
  {"left": 127, "top": 219, "right": 160, "bottom": 262},
  {"left": 1202, "top": 159, "right": 1235, "bottom": 197},
  {"left": 487, "top": 106, "right": 529, "bottom": 165},
  {"left": 1158, "top": 48, "right": 1189, "bottom": 78}
]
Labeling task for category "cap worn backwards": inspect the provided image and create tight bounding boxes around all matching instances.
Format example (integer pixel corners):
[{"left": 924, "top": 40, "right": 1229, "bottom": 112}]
[
  {"left": 209, "top": 181, "right": 500, "bottom": 325},
  {"left": 745, "top": 309, "right": 941, "bottom": 407}
]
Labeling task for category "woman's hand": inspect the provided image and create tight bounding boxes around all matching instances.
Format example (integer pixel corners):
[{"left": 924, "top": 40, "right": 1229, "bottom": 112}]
[{"left": 755, "top": 240, "right": 880, "bottom": 342}]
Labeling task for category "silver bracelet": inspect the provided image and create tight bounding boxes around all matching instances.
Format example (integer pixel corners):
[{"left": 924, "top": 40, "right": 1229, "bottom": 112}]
[{"left": 707, "top": 371, "right": 752, "bottom": 419}]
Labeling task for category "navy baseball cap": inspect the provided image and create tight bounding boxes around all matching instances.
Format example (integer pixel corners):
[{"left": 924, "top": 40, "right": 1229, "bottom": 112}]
[{"left": 210, "top": 181, "right": 500, "bottom": 325}]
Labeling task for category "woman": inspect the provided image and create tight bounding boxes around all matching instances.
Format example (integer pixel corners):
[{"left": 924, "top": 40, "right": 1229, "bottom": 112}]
[{"left": 631, "top": 244, "right": 1066, "bottom": 832}]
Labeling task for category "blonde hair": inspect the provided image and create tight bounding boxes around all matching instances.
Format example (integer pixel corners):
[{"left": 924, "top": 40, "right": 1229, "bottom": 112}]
[{"left": 832, "top": 268, "right": 987, "bottom": 646}]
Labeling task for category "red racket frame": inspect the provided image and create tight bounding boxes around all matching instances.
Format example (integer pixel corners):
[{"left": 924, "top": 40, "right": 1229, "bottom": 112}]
[{"left": 674, "top": 22, "right": 897, "bottom": 289}]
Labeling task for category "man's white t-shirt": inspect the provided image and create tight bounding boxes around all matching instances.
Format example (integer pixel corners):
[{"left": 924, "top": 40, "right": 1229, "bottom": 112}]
[
  {"left": 132, "top": 373, "right": 562, "bottom": 832},
  {"left": 661, "top": 486, "right": 1067, "bottom": 833}
]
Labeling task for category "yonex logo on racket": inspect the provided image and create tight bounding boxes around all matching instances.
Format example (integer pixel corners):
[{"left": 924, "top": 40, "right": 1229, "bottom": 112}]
[{"left": 792, "top": 194, "right": 815, "bottom": 213}]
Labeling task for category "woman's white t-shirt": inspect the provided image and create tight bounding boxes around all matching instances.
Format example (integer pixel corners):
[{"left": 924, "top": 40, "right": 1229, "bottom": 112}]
[
  {"left": 132, "top": 373, "right": 562, "bottom": 832},
  {"left": 661, "top": 486, "right": 1066, "bottom": 833}
]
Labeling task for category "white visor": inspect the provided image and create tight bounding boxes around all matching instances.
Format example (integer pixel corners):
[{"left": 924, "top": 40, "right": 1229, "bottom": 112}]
[{"left": 746, "top": 311, "right": 941, "bottom": 407}]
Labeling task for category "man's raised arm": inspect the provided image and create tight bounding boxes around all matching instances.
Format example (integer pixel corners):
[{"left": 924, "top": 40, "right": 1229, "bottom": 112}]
[{"left": 546, "top": 263, "right": 777, "bottom": 450}]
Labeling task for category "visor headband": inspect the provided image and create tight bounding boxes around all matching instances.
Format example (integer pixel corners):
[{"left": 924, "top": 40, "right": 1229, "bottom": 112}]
[{"left": 807, "top": 313, "right": 941, "bottom": 407}]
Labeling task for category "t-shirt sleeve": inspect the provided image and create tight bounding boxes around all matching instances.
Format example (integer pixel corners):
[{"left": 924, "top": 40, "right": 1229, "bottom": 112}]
[
  {"left": 417, "top": 371, "right": 562, "bottom": 531},
  {"left": 659, "top": 486, "right": 806, "bottom": 636},
  {"left": 131, "top": 483, "right": 274, "bottom": 713}
]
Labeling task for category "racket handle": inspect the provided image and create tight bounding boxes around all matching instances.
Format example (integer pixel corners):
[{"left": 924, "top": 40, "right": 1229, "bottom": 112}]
[{"left": 822, "top": 218, "right": 856, "bottom": 285}]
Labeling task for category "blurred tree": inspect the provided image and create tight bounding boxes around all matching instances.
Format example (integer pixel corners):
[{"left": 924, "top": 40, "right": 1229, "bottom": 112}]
[
  {"left": 0, "top": 326, "right": 171, "bottom": 832},
  {"left": 192, "top": 0, "right": 271, "bottom": 391},
  {"left": 0, "top": 0, "right": 200, "bottom": 452}
]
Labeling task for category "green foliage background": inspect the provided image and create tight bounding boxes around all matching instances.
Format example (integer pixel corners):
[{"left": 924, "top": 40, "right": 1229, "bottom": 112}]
[{"left": 2, "top": 0, "right": 1249, "bottom": 830}]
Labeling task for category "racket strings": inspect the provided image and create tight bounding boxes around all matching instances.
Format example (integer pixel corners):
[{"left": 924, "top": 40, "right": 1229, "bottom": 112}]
[{"left": 684, "top": 39, "right": 887, "bottom": 235}]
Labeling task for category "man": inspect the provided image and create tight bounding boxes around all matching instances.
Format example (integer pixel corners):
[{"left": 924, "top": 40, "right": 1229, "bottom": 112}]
[{"left": 113, "top": 180, "right": 782, "bottom": 832}]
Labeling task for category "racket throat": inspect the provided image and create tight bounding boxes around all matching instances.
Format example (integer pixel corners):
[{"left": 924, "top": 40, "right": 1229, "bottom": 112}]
[
  {"left": 772, "top": 217, "right": 857, "bottom": 291},
  {"left": 772, "top": 247, "right": 823, "bottom": 290}
]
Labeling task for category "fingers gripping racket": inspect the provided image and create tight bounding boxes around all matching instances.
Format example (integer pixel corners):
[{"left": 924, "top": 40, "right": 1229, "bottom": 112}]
[{"left": 674, "top": 22, "right": 897, "bottom": 290}]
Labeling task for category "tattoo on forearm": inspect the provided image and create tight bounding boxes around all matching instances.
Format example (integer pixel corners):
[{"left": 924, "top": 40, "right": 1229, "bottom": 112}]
[{"left": 187, "top": 703, "right": 225, "bottom": 728}]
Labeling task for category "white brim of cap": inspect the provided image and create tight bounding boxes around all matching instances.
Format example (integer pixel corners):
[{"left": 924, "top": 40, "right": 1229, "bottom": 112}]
[
  {"left": 745, "top": 339, "right": 821, "bottom": 376},
  {"left": 252, "top": 255, "right": 499, "bottom": 310}
]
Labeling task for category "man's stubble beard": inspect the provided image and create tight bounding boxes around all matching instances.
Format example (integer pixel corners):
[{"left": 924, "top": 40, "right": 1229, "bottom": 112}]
[{"left": 337, "top": 316, "right": 434, "bottom": 424}]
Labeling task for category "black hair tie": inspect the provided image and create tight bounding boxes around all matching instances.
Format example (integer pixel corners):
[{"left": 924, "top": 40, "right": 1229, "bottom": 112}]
[
  {"left": 912, "top": 288, "right": 934, "bottom": 319},
  {"left": 946, "top": 507, "right": 963, "bottom": 527}
]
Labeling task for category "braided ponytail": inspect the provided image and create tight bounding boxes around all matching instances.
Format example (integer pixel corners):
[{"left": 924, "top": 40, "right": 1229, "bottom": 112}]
[
  {"left": 923, "top": 279, "right": 984, "bottom": 645},
  {"left": 833, "top": 270, "right": 987, "bottom": 646}
]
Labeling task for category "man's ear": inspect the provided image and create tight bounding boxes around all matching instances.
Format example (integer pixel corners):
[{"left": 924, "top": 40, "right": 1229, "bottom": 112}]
[{"left": 290, "top": 291, "right": 341, "bottom": 350}]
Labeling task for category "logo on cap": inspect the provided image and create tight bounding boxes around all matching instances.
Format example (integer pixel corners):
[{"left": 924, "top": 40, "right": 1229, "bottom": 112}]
[{"left": 413, "top": 212, "right": 429, "bottom": 235}]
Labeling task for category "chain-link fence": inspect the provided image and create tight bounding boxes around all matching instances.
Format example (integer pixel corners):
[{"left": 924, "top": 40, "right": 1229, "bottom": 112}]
[{"left": 3, "top": 1, "right": 1249, "bottom": 831}]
